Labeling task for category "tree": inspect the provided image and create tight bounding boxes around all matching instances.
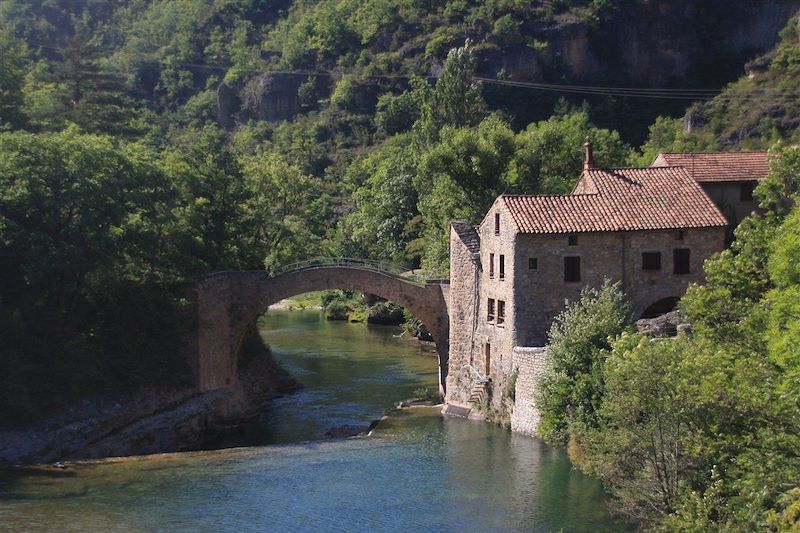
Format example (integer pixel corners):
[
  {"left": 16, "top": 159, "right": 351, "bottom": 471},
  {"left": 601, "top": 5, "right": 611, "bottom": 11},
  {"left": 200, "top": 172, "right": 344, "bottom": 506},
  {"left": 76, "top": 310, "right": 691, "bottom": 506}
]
[
  {"left": 0, "top": 30, "right": 29, "bottom": 130},
  {"left": 0, "top": 126, "right": 189, "bottom": 425},
  {"left": 535, "top": 281, "right": 631, "bottom": 445},
  {"left": 239, "top": 150, "right": 331, "bottom": 270},
  {"left": 415, "top": 115, "right": 516, "bottom": 273},
  {"left": 585, "top": 333, "right": 689, "bottom": 523},
  {"left": 341, "top": 134, "right": 420, "bottom": 263},
  {"left": 509, "top": 110, "right": 630, "bottom": 194},
  {"left": 0, "top": 126, "right": 175, "bottom": 326},
  {"left": 412, "top": 39, "right": 487, "bottom": 147},
  {"left": 630, "top": 116, "right": 719, "bottom": 166},
  {"left": 756, "top": 144, "right": 800, "bottom": 218},
  {"left": 162, "top": 126, "right": 252, "bottom": 271},
  {"left": 375, "top": 90, "right": 418, "bottom": 136}
]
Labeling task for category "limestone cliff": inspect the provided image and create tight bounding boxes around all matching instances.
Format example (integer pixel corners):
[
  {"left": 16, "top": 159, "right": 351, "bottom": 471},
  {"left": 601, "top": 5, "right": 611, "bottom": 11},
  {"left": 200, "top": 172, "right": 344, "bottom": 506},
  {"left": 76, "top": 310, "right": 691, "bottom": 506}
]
[{"left": 223, "top": 0, "right": 798, "bottom": 142}]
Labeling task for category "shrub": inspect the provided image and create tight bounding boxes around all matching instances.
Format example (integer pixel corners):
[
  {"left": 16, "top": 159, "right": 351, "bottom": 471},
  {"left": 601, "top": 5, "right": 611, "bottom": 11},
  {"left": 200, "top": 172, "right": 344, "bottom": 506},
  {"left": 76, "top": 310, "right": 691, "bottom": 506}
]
[{"left": 534, "top": 280, "right": 631, "bottom": 444}]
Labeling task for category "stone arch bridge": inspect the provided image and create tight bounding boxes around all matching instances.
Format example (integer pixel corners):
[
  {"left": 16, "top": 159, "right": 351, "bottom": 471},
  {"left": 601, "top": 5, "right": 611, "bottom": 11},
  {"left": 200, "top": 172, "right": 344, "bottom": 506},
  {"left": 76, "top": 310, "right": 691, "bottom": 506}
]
[{"left": 193, "top": 259, "right": 450, "bottom": 394}]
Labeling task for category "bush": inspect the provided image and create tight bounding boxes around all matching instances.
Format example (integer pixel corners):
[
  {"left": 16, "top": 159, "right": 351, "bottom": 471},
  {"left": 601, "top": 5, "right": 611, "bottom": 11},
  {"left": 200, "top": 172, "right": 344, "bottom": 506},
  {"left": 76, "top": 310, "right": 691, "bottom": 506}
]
[{"left": 535, "top": 280, "right": 631, "bottom": 444}]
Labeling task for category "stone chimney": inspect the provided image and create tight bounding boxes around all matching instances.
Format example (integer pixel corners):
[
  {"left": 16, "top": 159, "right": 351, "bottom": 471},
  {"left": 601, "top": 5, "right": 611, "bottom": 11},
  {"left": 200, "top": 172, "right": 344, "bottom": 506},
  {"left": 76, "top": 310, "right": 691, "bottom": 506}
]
[{"left": 583, "top": 137, "right": 594, "bottom": 171}]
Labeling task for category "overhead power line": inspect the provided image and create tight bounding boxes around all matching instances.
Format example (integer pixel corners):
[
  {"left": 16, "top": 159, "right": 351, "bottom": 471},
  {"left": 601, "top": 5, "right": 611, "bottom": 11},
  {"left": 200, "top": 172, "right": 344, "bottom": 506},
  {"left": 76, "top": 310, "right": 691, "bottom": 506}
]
[{"left": 23, "top": 38, "right": 800, "bottom": 102}]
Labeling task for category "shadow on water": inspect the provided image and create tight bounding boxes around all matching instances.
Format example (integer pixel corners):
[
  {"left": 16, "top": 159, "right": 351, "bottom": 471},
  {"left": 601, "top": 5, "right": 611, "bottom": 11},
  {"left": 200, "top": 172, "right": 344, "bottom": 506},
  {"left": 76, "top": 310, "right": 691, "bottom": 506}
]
[{"left": 252, "top": 309, "right": 440, "bottom": 444}]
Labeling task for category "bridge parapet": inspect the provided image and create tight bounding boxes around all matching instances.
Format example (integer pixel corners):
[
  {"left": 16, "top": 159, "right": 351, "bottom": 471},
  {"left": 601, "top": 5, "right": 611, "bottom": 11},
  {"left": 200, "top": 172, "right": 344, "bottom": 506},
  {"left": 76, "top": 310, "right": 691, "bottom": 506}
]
[{"left": 268, "top": 257, "right": 431, "bottom": 286}]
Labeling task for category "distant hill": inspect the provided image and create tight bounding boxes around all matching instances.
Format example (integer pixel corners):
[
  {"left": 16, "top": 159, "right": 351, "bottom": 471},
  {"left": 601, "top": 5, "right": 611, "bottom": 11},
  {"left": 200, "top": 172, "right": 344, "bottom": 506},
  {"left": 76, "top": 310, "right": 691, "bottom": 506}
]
[{"left": 2, "top": 0, "right": 797, "bottom": 143}]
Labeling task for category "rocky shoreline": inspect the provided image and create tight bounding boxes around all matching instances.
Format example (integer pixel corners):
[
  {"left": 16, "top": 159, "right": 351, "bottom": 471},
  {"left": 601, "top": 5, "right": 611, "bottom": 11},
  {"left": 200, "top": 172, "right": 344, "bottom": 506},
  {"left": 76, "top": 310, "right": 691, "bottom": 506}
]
[{"left": 0, "top": 330, "right": 298, "bottom": 467}]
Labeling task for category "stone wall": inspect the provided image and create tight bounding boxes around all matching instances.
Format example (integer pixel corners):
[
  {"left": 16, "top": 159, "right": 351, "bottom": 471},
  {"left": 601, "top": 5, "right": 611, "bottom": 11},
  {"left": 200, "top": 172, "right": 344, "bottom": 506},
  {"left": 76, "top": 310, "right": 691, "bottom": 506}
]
[
  {"left": 514, "top": 227, "right": 726, "bottom": 345},
  {"left": 472, "top": 200, "right": 519, "bottom": 411},
  {"left": 510, "top": 346, "right": 548, "bottom": 436},
  {"left": 701, "top": 182, "right": 758, "bottom": 230},
  {"left": 445, "top": 224, "right": 480, "bottom": 405}
]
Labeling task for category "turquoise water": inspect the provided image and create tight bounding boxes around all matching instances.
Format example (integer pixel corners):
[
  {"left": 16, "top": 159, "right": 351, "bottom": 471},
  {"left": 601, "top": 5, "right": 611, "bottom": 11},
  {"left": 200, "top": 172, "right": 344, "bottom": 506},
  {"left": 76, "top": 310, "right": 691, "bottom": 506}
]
[{"left": 0, "top": 310, "right": 628, "bottom": 532}]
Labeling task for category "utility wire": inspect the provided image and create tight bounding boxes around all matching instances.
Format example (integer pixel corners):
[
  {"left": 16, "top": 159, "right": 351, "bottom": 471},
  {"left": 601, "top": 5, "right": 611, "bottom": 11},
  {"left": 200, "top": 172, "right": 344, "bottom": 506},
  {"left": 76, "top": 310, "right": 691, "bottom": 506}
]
[{"left": 24, "top": 38, "right": 799, "bottom": 102}]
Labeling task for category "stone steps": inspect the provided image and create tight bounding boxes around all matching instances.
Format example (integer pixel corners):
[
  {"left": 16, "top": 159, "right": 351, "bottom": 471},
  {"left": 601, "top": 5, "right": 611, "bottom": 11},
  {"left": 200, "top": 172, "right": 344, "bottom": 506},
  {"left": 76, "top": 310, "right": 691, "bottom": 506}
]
[{"left": 468, "top": 381, "right": 489, "bottom": 405}]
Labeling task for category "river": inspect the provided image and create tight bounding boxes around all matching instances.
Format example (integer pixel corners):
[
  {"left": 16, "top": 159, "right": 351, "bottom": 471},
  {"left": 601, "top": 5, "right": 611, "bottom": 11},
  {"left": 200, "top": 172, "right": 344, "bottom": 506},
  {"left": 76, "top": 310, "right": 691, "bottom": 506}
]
[{"left": 0, "top": 309, "right": 629, "bottom": 532}]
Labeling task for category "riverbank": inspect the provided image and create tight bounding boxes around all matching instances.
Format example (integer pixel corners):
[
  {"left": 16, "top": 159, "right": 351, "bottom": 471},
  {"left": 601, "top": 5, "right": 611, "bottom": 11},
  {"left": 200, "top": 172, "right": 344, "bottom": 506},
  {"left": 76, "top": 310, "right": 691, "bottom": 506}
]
[{"left": 0, "top": 327, "right": 297, "bottom": 467}]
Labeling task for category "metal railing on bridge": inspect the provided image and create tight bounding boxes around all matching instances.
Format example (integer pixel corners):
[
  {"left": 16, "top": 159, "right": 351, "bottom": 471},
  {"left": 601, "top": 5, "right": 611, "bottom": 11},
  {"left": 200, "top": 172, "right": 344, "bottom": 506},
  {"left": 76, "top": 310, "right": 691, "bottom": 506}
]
[{"left": 265, "top": 257, "right": 443, "bottom": 286}]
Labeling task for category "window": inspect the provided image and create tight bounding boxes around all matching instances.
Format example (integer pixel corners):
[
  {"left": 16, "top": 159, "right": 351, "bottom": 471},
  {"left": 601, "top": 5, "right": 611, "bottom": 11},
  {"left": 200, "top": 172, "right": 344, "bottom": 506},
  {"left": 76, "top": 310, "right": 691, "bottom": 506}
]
[
  {"left": 499, "top": 255, "right": 505, "bottom": 279},
  {"left": 740, "top": 182, "right": 755, "bottom": 202},
  {"left": 484, "top": 343, "right": 491, "bottom": 376},
  {"left": 564, "top": 256, "right": 581, "bottom": 282},
  {"left": 675, "top": 230, "right": 684, "bottom": 241},
  {"left": 642, "top": 252, "right": 662, "bottom": 271},
  {"left": 528, "top": 257, "right": 538, "bottom": 270},
  {"left": 489, "top": 253, "right": 495, "bottom": 278},
  {"left": 487, "top": 298, "right": 495, "bottom": 321},
  {"left": 568, "top": 234, "right": 578, "bottom": 246},
  {"left": 494, "top": 213, "right": 500, "bottom": 235},
  {"left": 673, "top": 248, "right": 690, "bottom": 275},
  {"left": 497, "top": 300, "right": 505, "bottom": 325}
]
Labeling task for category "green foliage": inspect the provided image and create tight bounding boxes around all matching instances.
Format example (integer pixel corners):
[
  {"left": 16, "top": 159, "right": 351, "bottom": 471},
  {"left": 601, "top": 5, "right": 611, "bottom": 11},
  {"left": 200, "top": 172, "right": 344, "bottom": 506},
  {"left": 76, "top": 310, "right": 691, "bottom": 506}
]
[
  {"left": 535, "top": 280, "right": 631, "bottom": 445},
  {"left": 321, "top": 289, "right": 365, "bottom": 321},
  {"left": 585, "top": 333, "right": 687, "bottom": 522},
  {"left": 412, "top": 40, "right": 487, "bottom": 147},
  {"left": 329, "top": 74, "right": 357, "bottom": 110},
  {"left": 629, "top": 115, "right": 719, "bottom": 166},
  {"left": 415, "top": 116, "right": 515, "bottom": 272},
  {"left": 340, "top": 135, "right": 420, "bottom": 263},
  {"left": 240, "top": 150, "right": 330, "bottom": 270},
  {"left": 549, "top": 147, "right": 800, "bottom": 529},
  {"left": 0, "top": 127, "right": 189, "bottom": 425},
  {"left": 0, "top": 30, "right": 29, "bottom": 130},
  {"left": 510, "top": 109, "right": 630, "bottom": 193},
  {"left": 375, "top": 91, "right": 418, "bottom": 135},
  {"left": 757, "top": 144, "right": 800, "bottom": 218}
]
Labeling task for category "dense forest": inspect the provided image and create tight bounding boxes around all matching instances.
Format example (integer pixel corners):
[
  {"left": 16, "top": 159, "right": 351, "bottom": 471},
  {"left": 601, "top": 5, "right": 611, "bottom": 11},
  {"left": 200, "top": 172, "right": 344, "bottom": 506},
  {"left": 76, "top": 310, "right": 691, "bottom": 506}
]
[{"left": 1, "top": 1, "right": 800, "bottom": 528}]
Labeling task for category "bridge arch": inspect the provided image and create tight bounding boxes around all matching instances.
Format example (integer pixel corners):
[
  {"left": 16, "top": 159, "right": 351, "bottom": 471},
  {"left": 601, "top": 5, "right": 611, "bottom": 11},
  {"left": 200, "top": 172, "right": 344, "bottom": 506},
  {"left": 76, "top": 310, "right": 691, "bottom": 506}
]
[{"left": 194, "top": 260, "right": 450, "bottom": 395}]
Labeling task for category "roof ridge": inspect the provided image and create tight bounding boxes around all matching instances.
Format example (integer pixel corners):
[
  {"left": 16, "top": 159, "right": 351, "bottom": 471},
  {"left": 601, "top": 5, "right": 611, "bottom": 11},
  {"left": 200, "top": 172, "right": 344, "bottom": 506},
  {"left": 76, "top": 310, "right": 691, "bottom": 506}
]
[
  {"left": 659, "top": 150, "right": 768, "bottom": 155},
  {"left": 588, "top": 165, "right": 692, "bottom": 171},
  {"left": 500, "top": 193, "right": 599, "bottom": 198}
]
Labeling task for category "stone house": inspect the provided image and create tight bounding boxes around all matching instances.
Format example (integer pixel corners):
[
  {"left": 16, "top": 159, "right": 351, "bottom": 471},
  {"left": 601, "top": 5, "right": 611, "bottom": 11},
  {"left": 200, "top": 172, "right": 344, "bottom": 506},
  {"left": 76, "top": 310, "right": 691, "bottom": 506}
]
[
  {"left": 446, "top": 143, "right": 728, "bottom": 427},
  {"left": 651, "top": 151, "right": 770, "bottom": 228}
]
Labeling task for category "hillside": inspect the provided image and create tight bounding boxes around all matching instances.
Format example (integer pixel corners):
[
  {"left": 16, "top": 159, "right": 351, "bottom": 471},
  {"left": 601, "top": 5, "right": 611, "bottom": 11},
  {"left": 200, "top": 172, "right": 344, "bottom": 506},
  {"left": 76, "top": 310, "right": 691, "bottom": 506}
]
[{"left": 1, "top": 0, "right": 800, "bottom": 429}]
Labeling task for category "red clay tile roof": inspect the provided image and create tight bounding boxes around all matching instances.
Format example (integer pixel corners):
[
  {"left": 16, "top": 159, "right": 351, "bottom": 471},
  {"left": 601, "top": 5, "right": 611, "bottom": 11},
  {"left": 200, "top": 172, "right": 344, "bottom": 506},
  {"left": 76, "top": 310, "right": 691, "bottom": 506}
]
[
  {"left": 502, "top": 166, "right": 728, "bottom": 234},
  {"left": 653, "top": 151, "right": 770, "bottom": 183}
]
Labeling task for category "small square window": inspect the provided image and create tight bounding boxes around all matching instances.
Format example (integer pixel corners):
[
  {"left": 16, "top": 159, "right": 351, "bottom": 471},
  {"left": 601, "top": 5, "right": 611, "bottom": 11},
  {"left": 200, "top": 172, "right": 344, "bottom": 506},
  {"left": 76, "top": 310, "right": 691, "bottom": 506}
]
[
  {"left": 487, "top": 298, "right": 495, "bottom": 322},
  {"left": 642, "top": 252, "right": 662, "bottom": 271},
  {"left": 675, "top": 230, "right": 684, "bottom": 241},
  {"left": 528, "top": 257, "right": 538, "bottom": 270},
  {"left": 674, "top": 248, "right": 690, "bottom": 275},
  {"left": 494, "top": 213, "right": 500, "bottom": 235},
  {"left": 568, "top": 234, "right": 578, "bottom": 246},
  {"left": 740, "top": 182, "right": 755, "bottom": 202},
  {"left": 564, "top": 256, "right": 581, "bottom": 282}
]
